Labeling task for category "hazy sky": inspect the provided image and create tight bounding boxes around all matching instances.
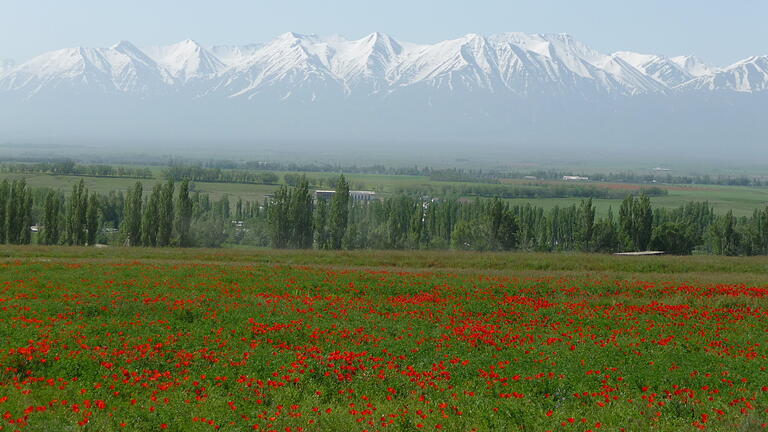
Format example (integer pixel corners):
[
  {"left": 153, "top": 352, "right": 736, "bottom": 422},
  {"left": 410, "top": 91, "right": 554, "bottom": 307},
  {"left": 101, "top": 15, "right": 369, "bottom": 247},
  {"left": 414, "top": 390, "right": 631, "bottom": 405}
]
[{"left": 1, "top": 0, "right": 766, "bottom": 66}]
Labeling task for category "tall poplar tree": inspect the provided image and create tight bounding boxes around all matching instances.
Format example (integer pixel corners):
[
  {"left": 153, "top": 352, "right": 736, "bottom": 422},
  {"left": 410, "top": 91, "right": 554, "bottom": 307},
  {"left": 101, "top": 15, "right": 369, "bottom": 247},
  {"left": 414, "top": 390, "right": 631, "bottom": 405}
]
[
  {"left": 633, "top": 193, "right": 653, "bottom": 251},
  {"left": 578, "top": 198, "right": 595, "bottom": 251},
  {"left": 619, "top": 195, "right": 635, "bottom": 251},
  {"left": 141, "top": 184, "right": 162, "bottom": 247},
  {"left": 67, "top": 180, "right": 87, "bottom": 245},
  {"left": 41, "top": 191, "right": 61, "bottom": 245},
  {"left": 86, "top": 194, "right": 99, "bottom": 246},
  {"left": 289, "top": 176, "right": 314, "bottom": 249},
  {"left": 157, "top": 180, "right": 175, "bottom": 247},
  {"left": 19, "top": 186, "right": 32, "bottom": 245},
  {"left": 0, "top": 180, "right": 8, "bottom": 244},
  {"left": 122, "top": 182, "right": 143, "bottom": 247},
  {"left": 6, "top": 180, "right": 29, "bottom": 244},
  {"left": 175, "top": 180, "right": 193, "bottom": 247},
  {"left": 267, "top": 186, "right": 291, "bottom": 248},
  {"left": 314, "top": 196, "right": 329, "bottom": 249},
  {"left": 328, "top": 175, "right": 349, "bottom": 249}
]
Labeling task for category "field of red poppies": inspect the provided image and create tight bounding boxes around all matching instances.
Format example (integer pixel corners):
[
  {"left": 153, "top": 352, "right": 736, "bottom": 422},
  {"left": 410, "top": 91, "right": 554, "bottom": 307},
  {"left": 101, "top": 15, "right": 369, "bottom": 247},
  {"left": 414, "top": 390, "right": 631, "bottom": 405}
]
[{"left": 0, "top": 258, "right": 766, "bottom": 431}]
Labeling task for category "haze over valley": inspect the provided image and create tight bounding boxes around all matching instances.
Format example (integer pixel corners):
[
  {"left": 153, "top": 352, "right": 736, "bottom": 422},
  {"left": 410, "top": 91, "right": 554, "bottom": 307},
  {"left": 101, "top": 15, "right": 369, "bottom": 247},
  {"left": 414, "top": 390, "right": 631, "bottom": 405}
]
[{"left": 2, "top": 32, "right": 767, "bottom": 163}]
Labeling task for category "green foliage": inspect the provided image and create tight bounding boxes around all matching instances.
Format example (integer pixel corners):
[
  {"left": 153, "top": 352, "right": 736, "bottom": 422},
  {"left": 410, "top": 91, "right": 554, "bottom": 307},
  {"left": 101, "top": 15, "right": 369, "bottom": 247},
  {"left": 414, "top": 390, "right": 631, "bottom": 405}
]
[
  {"left": 4, "top": 179, "right": 33, "bottom": 244},
  {"left": 122, "top": 182, "right": 143, "bottom": 246},
  {"left": 289, "top": 176, "right": 314, "bottom": 249},
  {"left": 190, "top": 217, "right": 228, "bottom": 248},
  {"left": 328, "top": 175, "right": 350, "bottom": 250},
  {"left": 268, "top": 185, "right": 291, "bottom": 249},
  {"left": 157, "top": 180, "right": 175, "bottom": 247},
  {"left": 650, "top": 222, "right": 696, "bottom": 255},
  {"left": 40, "top": 191, "right": 61, "bottom": 245},
  {"left": 314, "top": 198, "right": 330, "bottom": 250},
  {"left": 577, "top": 198, "right": 595, "bottom": 251},
  {"left": 86, "top": 194, "right": 99, "bottom": 246},
  {"left": 141, "top": 183, "right": 162, "bottom": 247},
  {"left": 175, "top": 180, "right": 193, "bottom": 247},
  {"left": 706, "top": 211, "right": 740, "bottom": 256}
]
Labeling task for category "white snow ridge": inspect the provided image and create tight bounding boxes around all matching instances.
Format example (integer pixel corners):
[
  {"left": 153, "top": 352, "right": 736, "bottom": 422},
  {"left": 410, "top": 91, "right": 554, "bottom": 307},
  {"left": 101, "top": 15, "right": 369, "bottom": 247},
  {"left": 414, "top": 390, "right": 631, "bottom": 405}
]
[{"left": 2, "top": 32, "right": 762, "bottom": 100}]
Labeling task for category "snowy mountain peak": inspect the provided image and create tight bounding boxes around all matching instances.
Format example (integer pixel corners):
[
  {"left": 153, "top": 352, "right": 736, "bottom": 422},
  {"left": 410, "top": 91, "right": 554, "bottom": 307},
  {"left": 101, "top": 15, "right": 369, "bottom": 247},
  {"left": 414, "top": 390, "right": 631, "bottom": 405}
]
[
  {"left": 2, "top": 32, "right": 767, "bottom": 100},
  {"left": 363, "top": 32, "right": 402, "bottom": 55},
  {"left": 613, "top": 51, "right": 693, "bottom": 87},
  {"left": 681, "top": 55, "right": 768, "bottom": 92},
  {"left": 670, "top": 55, "right": 715, "bottom": 77},
  {"left": 145, "top": 39, "right": 225, "bottom": 81},
  {"left": 110, "top": 40, "right": 151, "bottom": 59}
]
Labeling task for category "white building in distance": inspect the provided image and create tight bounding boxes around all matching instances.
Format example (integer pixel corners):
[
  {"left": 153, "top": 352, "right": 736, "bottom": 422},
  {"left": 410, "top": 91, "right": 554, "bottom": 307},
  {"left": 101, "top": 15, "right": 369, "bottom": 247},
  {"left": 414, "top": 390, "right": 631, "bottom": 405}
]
[{"left": 315, "top": 190, "right": 378, "bottom": 202}]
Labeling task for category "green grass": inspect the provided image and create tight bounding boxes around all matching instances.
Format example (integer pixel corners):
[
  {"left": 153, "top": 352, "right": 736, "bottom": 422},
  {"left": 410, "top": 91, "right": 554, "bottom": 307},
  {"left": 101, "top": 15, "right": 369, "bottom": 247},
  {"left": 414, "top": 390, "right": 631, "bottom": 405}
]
[
  {"left": 0, "top": 247, "right": 765, "bottom": 431},
  {"left": 0, "top": 172, "right": 281, "bottom": 203},
  {"left": 3, "top": 245, "right": 768, "bottom": 280},
  {"left": 505, "top": 184, "right": 768, "bottom": 217}
]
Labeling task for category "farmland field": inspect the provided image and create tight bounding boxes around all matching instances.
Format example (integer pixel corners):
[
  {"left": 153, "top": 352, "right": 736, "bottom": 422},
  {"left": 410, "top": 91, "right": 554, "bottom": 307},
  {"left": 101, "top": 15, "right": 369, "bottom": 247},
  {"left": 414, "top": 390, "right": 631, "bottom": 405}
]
[{"left": 0, "top": 247, "right": 766, "bottom": 431}]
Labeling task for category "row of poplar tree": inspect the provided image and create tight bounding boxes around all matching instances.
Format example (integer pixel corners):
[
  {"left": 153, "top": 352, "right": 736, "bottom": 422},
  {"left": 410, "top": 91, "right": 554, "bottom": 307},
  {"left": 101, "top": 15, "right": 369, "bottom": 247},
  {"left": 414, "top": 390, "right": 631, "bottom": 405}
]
[
  {"left": 2, "top": 175, "right": 768, "bottom": 255},
  {"left": 0, "top": 178, "right": 200, "bottom": 247},
  {"left": 264, "top": 175, "right": 768, "bottom": 255}
]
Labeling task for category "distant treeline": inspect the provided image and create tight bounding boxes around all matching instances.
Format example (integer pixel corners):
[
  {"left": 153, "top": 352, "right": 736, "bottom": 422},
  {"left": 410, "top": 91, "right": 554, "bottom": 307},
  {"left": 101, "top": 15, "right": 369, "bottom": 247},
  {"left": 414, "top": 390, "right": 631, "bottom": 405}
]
[
  {"left": 4, "top": 156, "right": 767, "bottom": 188},
  {"left": 512, "top": 170, "right": 768, "bottom": 187},
  {"left": 428, "top": 168, "right": 500, "bottom": 183},
  {"left": 200, "top": 160, "right": 436, "bottom": 176},
  {"left": 1, "top": 175, "right": 767, "bottom": 256},
  {"left": 191, "top": 159, "right": 768, "bottom": 187},
  {"left": 0, "top": 161, "right": 153, "bottom": 179},
  {"left": 396, "top": 183, "right": 668, "bottom": 200},
  {"left": 162, "top": 165, "right": 279, "bottom": 184}
]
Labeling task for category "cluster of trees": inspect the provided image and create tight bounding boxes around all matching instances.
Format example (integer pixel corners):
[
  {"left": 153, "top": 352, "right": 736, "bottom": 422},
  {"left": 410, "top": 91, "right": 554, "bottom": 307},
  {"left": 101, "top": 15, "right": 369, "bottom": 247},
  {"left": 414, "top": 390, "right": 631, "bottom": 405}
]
[
  {"left": 4, "top": 174, "right": 768, "bottom": 257},
  {"left": 0, "top": 161, "right": 153, "bottom": 179},
  {"left": 260, "top": 175, "right": 768, "bottom": 256},
  {"left": 269, "top": 176, "right": 350, "bottom": 250},
  {"left": 163, "top": 165, "right": 279, "bottom": 185},
  {"left": 0, "top": 179, "right": 33, "bottom": 245},
  {"left": 119, "top": 180, "right": 237, "bottom": 248},
  {"left": 1, "top": 179, "right": 246, "bottom": 248}
]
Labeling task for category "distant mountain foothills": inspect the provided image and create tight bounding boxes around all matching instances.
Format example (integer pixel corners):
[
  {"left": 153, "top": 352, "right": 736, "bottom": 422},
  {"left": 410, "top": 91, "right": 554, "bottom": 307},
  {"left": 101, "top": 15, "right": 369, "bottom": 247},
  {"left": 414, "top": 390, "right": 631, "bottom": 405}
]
[{"left": 1, "top": 32, "right": 767, "bottom": 156}]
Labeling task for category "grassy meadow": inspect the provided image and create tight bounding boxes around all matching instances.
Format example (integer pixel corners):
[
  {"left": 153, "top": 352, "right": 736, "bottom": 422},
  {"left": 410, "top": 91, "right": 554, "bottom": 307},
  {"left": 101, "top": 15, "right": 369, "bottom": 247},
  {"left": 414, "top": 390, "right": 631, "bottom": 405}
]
[{"left": 0, "top": 246, "right": 766, "bottom": 431}]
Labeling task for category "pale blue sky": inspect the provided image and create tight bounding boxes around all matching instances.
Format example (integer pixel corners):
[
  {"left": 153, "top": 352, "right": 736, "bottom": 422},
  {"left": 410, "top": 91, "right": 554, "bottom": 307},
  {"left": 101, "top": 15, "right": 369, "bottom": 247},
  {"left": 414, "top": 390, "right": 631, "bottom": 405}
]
[{"left": 1, "top": 0, "right": 765, "bottom": 66}]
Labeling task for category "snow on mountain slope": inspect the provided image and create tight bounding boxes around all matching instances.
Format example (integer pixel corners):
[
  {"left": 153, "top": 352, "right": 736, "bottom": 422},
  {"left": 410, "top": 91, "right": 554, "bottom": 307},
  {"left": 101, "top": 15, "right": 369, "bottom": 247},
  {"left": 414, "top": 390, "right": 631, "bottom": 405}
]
[
  {"left": 209, "top": 44, "right": 262, "bottom": 67},
  {"left": 671, "top": 56, "right": 715, "bottom": 77},
  {"left": 219, "top": 32, "right": 347, "bottom": 100},
  {"left": 0, "top": 59, "right": 14, "bottom": 77},
  {"left": 327, "top": 32, "right": 403, "bottom": 90},
  {"left": 390, "top": 34, "right": 501, "bottom": 92},
  {"left": 1, "top": 33, "right": 766, "bottom": 101},
  {"left": 614, "top": 52, "right": 694, "bottom": 87},
  {"left": 0, "top": 41, "right": 171, "bottom": 96},
  {"left": 681, "top": 56, "right": 768, "bottom": 92},
  {"left": 144, "top": 40, "right": 226, "bottom": 82}
]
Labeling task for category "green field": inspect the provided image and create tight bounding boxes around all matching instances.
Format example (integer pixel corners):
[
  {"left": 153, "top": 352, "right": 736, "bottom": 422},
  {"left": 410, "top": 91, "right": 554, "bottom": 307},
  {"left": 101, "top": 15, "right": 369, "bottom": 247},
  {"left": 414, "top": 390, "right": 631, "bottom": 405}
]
[
  {"left": 505, "top": 184, "right": 768, "bottom": 217},
  {"left": 0, "top": 246, "right": 766, "bottom": 431}
]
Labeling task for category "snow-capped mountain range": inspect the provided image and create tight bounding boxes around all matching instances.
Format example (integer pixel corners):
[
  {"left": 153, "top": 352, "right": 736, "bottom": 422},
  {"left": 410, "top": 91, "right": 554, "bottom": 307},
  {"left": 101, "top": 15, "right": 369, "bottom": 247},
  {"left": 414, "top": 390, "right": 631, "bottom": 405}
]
[
  {"left": 1, "top": 33, "right": 767, "bottom": 160},
  {"left": 2, "top": 32, "right": 766, "bottom": 99}
]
